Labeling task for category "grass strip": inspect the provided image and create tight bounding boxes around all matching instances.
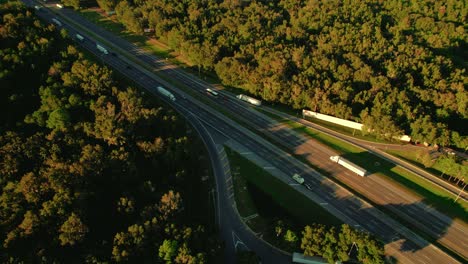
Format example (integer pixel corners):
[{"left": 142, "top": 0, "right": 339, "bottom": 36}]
[
  {"left": 283, "top": 120, "right": 467, "bottom": 219},
  {"left": 226, "top": 146, "right": 342, "bottom": 248}
]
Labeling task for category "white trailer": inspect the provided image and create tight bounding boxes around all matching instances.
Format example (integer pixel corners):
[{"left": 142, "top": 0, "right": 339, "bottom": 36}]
[
  {"left": 206, "top": 88, "right": 218, "bottom": 96},
  {"left": 157, "top": 86, "right": 176, "bottom": 101},
  {"left": 292, "top": 174, "right": 304, "bottom": 184},
  {"left": 330, "top": 156, "right": 366, "bottom": 177},
  {"left": 237, "top": 94, "right": 261, "bottom": 106},
  {"left": 75, "top": 34, "right": 84, "bottom": 41},
  {"left": 96, "top": 44, "right": 108, "bottom": 55},
  {"left": 51, "top": 18, "right": 62, "bottom": 26},
  {"left": 56, "top": 3, "right": 63, "bottom": 8}
]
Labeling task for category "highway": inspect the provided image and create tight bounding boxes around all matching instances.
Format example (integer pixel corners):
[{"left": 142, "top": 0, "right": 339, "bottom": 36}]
[
  {"left": 266, "top": 107, "right": 468, "bottom": 202},
  {"left": 27, "top": 3, "right": 291, "bottom": 263},
  {"left": 27, "top": 3, "right": 465, "bottom": 263},
  {"left": 46, "top": 7, "right": 468, "bottom": 261}
]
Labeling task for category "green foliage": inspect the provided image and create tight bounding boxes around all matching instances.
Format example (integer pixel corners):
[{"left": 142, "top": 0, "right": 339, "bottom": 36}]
[
  {"left": 301, "top": 224, "right": 384, "bottom": 263},
  {"left": 46, "top": 108, "right": 71, "bottom": 130},
  {"left": 59, "top": 212, "right": 89, "bottom": 246},
  {"left": 95, "top": 0, "right": 467, "bottom": 147},
  {"left": 0, "top": 3, "right": 217, "bottom": 262},
  {"left": 158, "top": 239, "right": 178, "bottom": 263}
]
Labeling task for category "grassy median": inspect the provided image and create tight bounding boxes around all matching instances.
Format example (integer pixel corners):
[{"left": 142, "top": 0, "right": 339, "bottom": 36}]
[{"left": 226, "top": 146, "right": 342, "bottom": 245}]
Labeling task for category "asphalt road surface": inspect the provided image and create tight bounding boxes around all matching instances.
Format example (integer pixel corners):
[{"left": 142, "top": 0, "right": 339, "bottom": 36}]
[{"left": 25, "top": 2, "right": 465, "bottom": 263}]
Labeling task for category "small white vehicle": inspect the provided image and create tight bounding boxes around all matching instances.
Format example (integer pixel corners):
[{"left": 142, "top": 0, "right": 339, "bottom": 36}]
[{"left": 292, "top": 174, "right": 304, "bottom": 184}]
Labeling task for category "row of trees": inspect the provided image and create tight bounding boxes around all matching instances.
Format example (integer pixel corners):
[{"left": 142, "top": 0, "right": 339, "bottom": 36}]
[
  {"left": 0, "top": 2, "right": 220, "bottom": 262},
  {"left": 275, "top": 221, "right": 384, "bottom": 264},
  {"left": 71, "top": 0, "right": 468, "bottom": 148}
]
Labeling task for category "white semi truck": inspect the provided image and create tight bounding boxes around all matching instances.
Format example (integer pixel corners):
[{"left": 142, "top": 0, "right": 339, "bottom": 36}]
[
  {"left": 51, "top": 18, "right": 62, "bottom": 27},
  {"left": 206, "top": 88, "right": 219, "bottom": 96},
  {"left": 330, "top": 156, "right": 366, "bottom": 177},
  {"left": 292, "top": 174, "right": 304, "bottom": 184},
  {"left": 157, "top": 86, "right": 176, "bottom": 101},
  {"left": 96, "top": 44, "right": 108, "bottom": 55},
  {"left": 75, "top": 34, "right": 84, "bottom": 41},
  {"left": 237, "top": 94, "right": 261, "bottom": 106}
]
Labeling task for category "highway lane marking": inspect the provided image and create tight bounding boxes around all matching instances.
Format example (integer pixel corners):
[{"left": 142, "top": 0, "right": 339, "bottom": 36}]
[
  {"left": 263, "top": 166, "right": 276, "bottom": 170},
  {"left": 57, "top": 10, "right": 464, "bottom": 260}
]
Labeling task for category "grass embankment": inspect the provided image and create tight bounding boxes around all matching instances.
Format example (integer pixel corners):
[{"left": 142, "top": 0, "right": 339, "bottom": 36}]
[
  {"left": 78, "top": 7, "right": 467, "bottom": 220},
  {"left": 225, "top": 147, "right": 342, "bottom": 250}
]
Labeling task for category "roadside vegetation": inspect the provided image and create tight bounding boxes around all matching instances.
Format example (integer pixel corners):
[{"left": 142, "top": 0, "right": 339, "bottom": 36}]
[
  {"left": 226, "top": 147, "right": 385, "bottom": 264},
  {"left": 62, "top": 0, "right": 466, "bottom": 151},
  {"left": 282, "top": 120, "right": 467, "bottom": 219},
  {"left": 66, "top": 1, "right": 467, "bottom": 212},
  {"left": 0, "top": 2, "right": 220, "bottom": 262}
]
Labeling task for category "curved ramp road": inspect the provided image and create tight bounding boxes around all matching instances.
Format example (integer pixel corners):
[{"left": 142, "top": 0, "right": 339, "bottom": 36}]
[{"left": 26, "top": 2, "right": 465, "bottom": 263}]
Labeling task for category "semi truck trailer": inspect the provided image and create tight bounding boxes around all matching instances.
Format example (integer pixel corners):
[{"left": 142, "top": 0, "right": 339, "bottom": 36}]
[
  {"left": 330, "top": 156, "right": 366, "bottom": 177},
  {"left": 75, "top": 34, "right": 84, "bottom": 41},
  {"left": 51, "top": 18, "right": 62, "bottom": 26},
  {"left": 96, "top": 44, "right": 109, "bottom": 55},
  {"left": 157, "top": 86, "right": 176, "bottom": 101},
  {"left": 237, "top": 94, "right": 261, "bottom": 106}
]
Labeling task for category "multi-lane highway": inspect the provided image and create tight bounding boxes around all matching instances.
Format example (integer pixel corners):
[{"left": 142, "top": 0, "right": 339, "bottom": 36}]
[
  {"left": 265, "top": 107, "right": 468, "bottom": 202},
  {"left": 27, "top": 2, "right": 466, "bottom": 263}
]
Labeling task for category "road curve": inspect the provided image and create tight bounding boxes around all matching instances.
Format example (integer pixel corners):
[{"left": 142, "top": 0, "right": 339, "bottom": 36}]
[{"left": 28, "top": 3, "right": 464, "bottom": 263}]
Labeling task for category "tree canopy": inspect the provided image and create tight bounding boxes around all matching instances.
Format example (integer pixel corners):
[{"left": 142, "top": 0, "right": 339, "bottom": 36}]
[
  {"left": 0, "top": 2, "right": 219, "bottom": 262},
  {"left": 87, "top": 0, "right": 466, "bottom": 146}
]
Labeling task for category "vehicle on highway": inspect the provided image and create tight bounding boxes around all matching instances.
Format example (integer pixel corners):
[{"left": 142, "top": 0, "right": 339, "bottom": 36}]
[
  {"left": 292, "top": 174, "right": 304, "bottom": 184},
  {"left": 34, "top": 5, "right": 41, "bottom": 10},
  {"left": 329, "top": 156, "right": 366, "bottom": 177},
  {"left": 51, "top": 18, "right": 62, "bottom": 27},
  {"left": 56, "top": 3, "right": 63, "bottom": 8},
  {"left": 206, "top": 88, "right": 219, "bottom": 97},
  {"left": 75, "top": 34, "right": 84, "bottom": 41},
  {"left": 304, "top": 183, "right": 312, "bottom": 190},
  {"left": 237, "top": 94, "right": 261, "bottom": 106},
  {"left": 157, "top": 86, "right": 176, "bottom": 102},
  {"left": 96, "top": 43, "right": 109, "bottom": 55}
]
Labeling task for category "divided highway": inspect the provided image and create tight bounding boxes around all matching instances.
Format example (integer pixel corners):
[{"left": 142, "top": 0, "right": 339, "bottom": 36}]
[{"left": 28, "top": 3, "right": 466, "bottom": 263}]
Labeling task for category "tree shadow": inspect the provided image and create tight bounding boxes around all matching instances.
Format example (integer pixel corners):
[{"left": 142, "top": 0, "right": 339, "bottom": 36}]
[{"left": 357, "top": 198, "right": 466, "bottom": 262}]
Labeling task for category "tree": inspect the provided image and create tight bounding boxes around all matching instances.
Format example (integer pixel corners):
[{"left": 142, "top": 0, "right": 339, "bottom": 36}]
[
  {"left": 158, "top": 239, "right": 178, "bottom": 263},
  {"left": 301, "top": 224, "right": 325, "bottom": 256},
  {"left": 59, "top": 213, "right": 89, "bottom": 246},
  {"left": 46, "top": 108, "right": 71, "bottom": 130},
  {"left": 158, "top": 190, "right": 182, "bottom": 220},
  {"left": 19, "top": 210, "right": 40, "bottom": 236}
]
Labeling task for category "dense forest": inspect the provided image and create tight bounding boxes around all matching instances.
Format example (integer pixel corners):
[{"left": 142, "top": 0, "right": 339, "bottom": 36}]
[
  {"left": 275, "top": 222, "right": 384, "bottom": 263},
  {"left": 69, "top": 0, "right": 467, "bottom": 147},
  {"left": 0, "top": 2, "right": 220, "bottom": 262}
]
